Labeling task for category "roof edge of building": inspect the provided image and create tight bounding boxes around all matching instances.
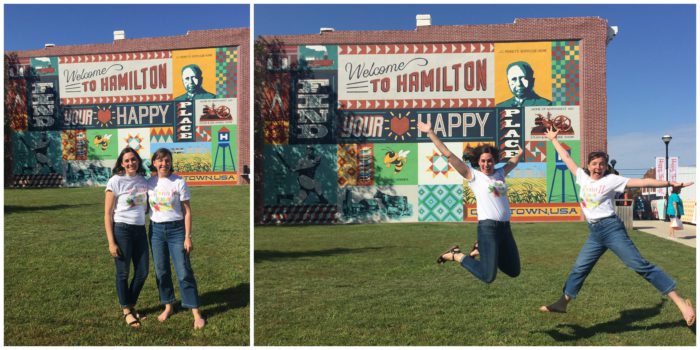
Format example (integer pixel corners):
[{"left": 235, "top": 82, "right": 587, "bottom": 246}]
[{"left": 7, "top": 27, "right": 250, "bottom": 58}]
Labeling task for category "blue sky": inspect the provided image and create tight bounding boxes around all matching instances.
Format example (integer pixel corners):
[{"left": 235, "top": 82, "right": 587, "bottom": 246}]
[
  {"left": 4, "top": 4, "right": 696, "bottom": 178},
  {"left": 4, "top": 4, "right": 249, "bottom": 50},
  {"left": 256, "top": 4, "right": 696, "bottom": 178}
]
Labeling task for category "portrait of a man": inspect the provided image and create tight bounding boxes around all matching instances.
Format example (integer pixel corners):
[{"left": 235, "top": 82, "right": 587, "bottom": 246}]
[
  {"left": 497, "top": 61, "right": 552, "bottom": 108},
  {"left": 174, "top": 64, "right": 216, "bottom": 101}
]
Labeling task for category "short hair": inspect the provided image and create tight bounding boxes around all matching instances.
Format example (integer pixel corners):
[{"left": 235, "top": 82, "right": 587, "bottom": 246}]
[
  {"left": 506, "top": 61, "right": 535, "bottom": 78},
  {"left": 583, "top": 151, "right": 613, "bottom": 177},
  {"left": 150, "top": 148, "right": 175, "bottom": 173},
  {"left": 181, "top": 64, "right": 203, "bottom": 77},
  {"left": 112, "top": 147, "right": 146, "bottom": 176}
]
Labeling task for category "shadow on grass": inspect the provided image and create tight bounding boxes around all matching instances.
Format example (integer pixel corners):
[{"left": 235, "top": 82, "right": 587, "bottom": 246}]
[
  {"left": 5, "top": 203, "right": 95, "bottom": 214},
  {"left": 137, "top": 283, "right": 249, "bottom": 320},
  {"left": 254, "top": 247, "right": 385, "bottom": 262},
  {"left": 200, "top": 283, "right": 250, "bottom": 319},
  {"left": 542, "top": 299, "right": 696, "bottom": 342}
]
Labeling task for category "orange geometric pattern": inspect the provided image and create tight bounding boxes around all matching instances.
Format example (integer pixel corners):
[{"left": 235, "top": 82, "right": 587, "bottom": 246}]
[
  {"left": 339, "top": 43, "right": 494, "bottom": 55},
  {"left": 339, "top": 98, "right": 494, "bottom": 110}
]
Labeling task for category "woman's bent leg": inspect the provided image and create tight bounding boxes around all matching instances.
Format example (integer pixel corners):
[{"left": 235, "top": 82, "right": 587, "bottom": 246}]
[
  {"left": 497, "top": 222, "right": 521, "bottom": 278},
  {"left": 460, "top": 220, "right": 499, "bottom": 283}
]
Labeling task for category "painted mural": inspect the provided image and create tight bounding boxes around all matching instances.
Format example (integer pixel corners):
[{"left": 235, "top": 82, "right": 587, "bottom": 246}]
[
  {"left": 261, "top": 40, "right": 583, "bottom": 223},
  {"left": 8, "top": 46, "right": 240, "bottom": 187}
]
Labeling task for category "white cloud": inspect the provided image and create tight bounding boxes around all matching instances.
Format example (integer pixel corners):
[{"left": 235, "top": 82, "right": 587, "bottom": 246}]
[{"left": 607, "top": 124, "right": 696, "bottom": 178}]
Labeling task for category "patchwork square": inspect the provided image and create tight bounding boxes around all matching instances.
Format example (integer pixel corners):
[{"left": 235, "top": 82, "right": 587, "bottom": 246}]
[
  {"left": 418, "top": 185, "right": 463, "bottom": 222},
  {"left": 216, "top": 47, "right": 238, "bottom": 98}
]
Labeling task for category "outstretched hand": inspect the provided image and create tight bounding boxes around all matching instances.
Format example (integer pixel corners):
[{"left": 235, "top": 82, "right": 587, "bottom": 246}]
[
  {"left": 672, "top": 181, "right": 694, "bottom": 189},
  {"left": 544, "top": 126, "right": 559, "bottom": 141},
  {"left": 417, "top": 120, "right": 432, "bottom": 133}
]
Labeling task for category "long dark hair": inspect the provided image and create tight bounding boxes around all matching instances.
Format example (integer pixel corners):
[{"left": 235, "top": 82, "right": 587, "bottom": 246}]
[
  {"left": 463, "top": 144, "right": 500, "bottom": 168},
  {"left": 150, "top": 148, "right": 175, "bottom": 173},
  {"left": 583, "top": 151, "right": 613, "bottom": 177},
  {"left": 112, "top": 147, "right": 146, "bottom": 176}
]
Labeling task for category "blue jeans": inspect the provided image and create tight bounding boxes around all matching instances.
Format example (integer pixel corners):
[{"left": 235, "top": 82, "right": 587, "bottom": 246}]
[
  {"left": 563, "top": 216, "right": 676, "bottom": 298},
  {"left": 149, "top": 220, "right": 201, "bottom": 308},
  {"left": 460, "top": 220, "right": 521, "bottom": 283},
  {"left": 113, "top": 222, "right": 149, "bottom": 308}
]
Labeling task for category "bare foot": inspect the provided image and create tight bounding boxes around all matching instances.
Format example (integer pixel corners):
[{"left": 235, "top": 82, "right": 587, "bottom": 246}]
[
  {"left": 194, "top": 317, "right": 206, "bottom": 329},
  {"left": 682, "top": 299, "right": 695, "bottom": 327},
  {"left": 157, "top": 308, "right": 173, "bottom": 322},
  {"left": 539, "top": 295, "right": 570, "bottom": 313}
]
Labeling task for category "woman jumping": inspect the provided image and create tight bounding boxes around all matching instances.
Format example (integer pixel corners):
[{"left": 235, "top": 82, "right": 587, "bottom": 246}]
[
  {"left": 418, "top": 120, "right": 523, "bottom": 283},
  {"left": 539, "top": 127, "right": 695, "bottom": 327}
]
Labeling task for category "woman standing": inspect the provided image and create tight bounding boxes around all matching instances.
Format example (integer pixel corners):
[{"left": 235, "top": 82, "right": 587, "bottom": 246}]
[
  {"left": 539, "top": 127, "right": 695, "bottom": 327},
  {"left": 148, "top": 148, "right": 206, "bottom": 329},
  {"left": 667, "top": 186, "right": 685, "bottom": 239},
  {"left": 418, "top": 120, "right": 523, "bottom": 283},
  {"left": 104, "top": 147, "right": 149, "bottom": 328}
]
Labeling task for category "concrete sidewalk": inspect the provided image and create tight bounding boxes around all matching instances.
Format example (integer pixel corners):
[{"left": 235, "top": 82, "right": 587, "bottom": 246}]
[{"left": 633, "top": 219, "right": 696, "bottom": 248}]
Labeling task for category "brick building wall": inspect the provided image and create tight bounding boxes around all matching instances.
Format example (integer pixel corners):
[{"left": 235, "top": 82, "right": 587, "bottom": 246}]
[
  {"left": 5, "top": 28, "right": 251, "bottom": 185},
  {"left": 256, "top": 17, "right": 610, "bottom": 224}
]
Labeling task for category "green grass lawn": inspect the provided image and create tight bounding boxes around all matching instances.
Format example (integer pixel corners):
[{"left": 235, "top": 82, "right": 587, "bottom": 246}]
[
  {"left": 5, "top": 186, "right": 249, "bottom": 346},
  {"left": 255, "top": 222, "right": 696, "bottom": 345}
]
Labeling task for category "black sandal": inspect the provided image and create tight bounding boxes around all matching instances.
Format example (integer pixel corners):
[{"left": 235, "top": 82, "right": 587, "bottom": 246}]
[
  {"left": 469, "top": 241, "right": 479, "bottom": 257},
  {"left": 437, "top": 245, "right": 460, "bottom": 264},
  {"left": 123, "top": 311, "right": 141, "bottom": 328}
]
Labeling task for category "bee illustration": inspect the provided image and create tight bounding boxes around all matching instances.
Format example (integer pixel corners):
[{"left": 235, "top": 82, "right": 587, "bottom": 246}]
[
  {"left": 93, "top": 134, "right": 112, "bottom": 151},
  {"left": 383, "top": 149, "right": 410, "bottom": 174}
]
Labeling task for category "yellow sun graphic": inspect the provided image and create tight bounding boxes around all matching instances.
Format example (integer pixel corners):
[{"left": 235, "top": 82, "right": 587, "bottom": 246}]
[
  {"left": 96, "top": 106, "right": 114, "bottom": 127},
  {"left": 384, "top": 111, "right": 416, "bottom": 141}
]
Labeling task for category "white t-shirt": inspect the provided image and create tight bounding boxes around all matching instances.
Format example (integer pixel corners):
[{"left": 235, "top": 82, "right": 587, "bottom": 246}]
[
  {"left": 147, "top": 174, "right": 191, "bottom": 223},
  {"left": 105, "top": 174, "right": 148, "bottom": 225},
  {"left": 576, "top": 168, "right": 629, "bottom": 222},
  {"left": 468, "top": 167, "right": 511, "bottom": 221}
]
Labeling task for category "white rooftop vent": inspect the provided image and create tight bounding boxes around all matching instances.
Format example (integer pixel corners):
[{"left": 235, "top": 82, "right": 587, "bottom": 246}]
[
  {"left": 320, "top": 27, "right": 335, "bottom": 34},
  {"left": 114, "top": 30, "right": 125, "bottom": 41},
  {"left": 606, "top": 25, "right": 619, "bottom": 45},
  {"left": 416, "top": 14, "right": 432, "bottom": 27},
  {"left": 44, "top": 43, "right": 55, "bottom": 48}
]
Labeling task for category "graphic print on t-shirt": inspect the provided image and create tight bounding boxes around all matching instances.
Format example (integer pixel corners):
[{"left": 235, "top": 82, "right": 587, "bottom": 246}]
[
  {"left": 149, "top": 189, "right": 177, "bottom": 212},
  {"left": 125, "top": 186, "right": 147, "bottom": 208},
  {"left": 580, "top": 183, "right": 604, "bottom": 209},
  {"left": 488, "top": 179, "right": 507, "bottom": 197}
]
